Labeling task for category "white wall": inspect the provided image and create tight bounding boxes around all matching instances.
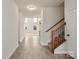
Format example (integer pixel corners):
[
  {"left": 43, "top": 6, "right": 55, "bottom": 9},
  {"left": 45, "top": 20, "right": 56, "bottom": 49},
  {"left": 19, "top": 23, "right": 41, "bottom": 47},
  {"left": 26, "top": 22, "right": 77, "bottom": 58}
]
[
  {"left": 19, "top": 13, "right": 25, "bottom": 42},
  {"left": 40, "top": 6, "right": 64, "bottom": 46},
  {"left": 2, "top": 0, "right": 19, "bottom": 59},
  {"left": 65, "top": 0, "right": 77, "bottom": 58}
]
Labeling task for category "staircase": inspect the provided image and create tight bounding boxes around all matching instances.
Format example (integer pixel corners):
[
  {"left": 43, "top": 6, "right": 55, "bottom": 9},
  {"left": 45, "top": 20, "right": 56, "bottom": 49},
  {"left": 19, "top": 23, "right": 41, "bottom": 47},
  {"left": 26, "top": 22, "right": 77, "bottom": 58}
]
[{"left": 46, "top": 18, "right": 66, "bottom": 53}]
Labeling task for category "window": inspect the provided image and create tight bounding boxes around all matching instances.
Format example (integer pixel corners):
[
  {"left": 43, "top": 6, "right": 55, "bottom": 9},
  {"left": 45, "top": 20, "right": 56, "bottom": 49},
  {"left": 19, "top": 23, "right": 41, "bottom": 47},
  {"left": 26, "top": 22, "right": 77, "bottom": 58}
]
[
  {"left": 33, "top": 18, "right": 38, "bottom": 23},
  {"left": 24, "top": 18, "right": 28, "bottom": 23}
]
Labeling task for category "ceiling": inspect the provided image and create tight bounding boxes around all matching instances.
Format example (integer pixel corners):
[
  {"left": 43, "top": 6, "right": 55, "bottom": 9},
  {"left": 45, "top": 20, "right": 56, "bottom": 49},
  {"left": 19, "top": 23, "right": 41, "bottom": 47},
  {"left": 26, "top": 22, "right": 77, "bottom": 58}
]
[{"left": 15, "top": 0, "right": 64, "bottom": 17}]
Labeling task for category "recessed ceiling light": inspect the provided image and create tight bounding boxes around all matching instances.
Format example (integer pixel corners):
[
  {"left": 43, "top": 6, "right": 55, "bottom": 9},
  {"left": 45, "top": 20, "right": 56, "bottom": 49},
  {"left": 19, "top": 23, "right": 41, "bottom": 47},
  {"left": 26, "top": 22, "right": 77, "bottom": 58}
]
[{"left": 26, "top": 5, "right": 37, "bottom": 11}]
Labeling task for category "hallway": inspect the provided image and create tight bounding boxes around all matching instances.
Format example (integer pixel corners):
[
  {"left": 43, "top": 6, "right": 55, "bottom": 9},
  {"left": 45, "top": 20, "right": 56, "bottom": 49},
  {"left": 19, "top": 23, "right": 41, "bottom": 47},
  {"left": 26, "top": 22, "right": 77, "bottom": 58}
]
[
  {"left": 2, "top": 0, "right": 77, "bottom": 59},
  {"left": 10, "top": 35, "right": 73, "bottom": 59}
]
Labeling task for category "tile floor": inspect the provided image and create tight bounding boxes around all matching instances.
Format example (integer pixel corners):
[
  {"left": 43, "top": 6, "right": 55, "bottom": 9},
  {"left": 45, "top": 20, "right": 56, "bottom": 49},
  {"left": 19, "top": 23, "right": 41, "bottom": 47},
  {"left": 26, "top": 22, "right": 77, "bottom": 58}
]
[{"left": 10, "top": 35, "right": 73, "bottom": 59}]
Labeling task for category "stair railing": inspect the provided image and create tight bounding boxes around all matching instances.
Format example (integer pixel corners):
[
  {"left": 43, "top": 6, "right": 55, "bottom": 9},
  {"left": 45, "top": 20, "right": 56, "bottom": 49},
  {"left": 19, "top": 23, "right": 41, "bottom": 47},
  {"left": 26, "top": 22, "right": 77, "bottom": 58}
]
[
  {"left": 52, "top": 23, "right": 66, "bottom": 51},
  {"left": 46, "top": 18, "right": 66, "bottom": 53}
]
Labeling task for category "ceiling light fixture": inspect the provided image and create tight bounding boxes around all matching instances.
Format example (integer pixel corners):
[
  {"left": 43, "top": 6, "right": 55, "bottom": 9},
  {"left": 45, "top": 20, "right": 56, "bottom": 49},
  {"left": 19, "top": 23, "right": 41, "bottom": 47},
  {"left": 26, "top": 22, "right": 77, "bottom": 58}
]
[{"left": 26, "top": 5, "right": 37, "bottom": 11}]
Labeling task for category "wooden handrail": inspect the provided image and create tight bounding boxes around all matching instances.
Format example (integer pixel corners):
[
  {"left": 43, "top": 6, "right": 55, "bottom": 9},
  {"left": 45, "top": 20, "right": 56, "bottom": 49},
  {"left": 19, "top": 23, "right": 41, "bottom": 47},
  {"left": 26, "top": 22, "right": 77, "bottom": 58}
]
[
  {"left": 53, "top": 22, "right": 66, "bottom": 32},
  {"left": 46, "top": 18, "right": 64, "bottom": 32}
]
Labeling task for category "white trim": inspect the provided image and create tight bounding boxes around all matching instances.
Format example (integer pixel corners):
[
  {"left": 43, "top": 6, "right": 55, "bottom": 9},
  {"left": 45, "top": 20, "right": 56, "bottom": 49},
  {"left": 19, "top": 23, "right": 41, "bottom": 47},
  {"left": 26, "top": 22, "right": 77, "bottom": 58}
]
[
  {"left": 20, "top": 37, "right": 24, "bottom": 42},
  {"left": 20, "top": 37, "right": 25, "bottom": 43},
  {"left": 40, "top": 42, "right": 48, "bottom": 46},
  {"left": 67, "top": 51, "right": 74, "bottom": 58},
  {"left": 54, "top": 51, "right": 68, "bottom": 54},
  {"left": 9, "top": 43, "right": 18, "bottom": 59},
  {"left": 55, "top": 51, "right": 74, "bottom": 58}
]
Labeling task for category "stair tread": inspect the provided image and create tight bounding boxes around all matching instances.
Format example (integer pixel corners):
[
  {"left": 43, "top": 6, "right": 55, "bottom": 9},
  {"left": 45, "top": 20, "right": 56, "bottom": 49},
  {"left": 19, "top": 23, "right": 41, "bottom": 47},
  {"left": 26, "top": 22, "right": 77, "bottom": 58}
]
[
  {"left": 54, "top": 39, "right": 66, "bottom": 49},
  {"left": 47, "top": 39, "right": 66, "bottom": 52}
]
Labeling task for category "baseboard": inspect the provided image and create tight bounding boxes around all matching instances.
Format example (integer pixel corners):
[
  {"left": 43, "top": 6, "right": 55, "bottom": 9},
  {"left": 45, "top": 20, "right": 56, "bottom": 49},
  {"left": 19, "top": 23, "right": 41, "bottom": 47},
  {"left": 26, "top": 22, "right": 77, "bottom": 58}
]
[
  {"left": 40, "top": 39, "right": 51, "bottom": 46},
  {"left": 9, "top": 42, "right": 18, "bottom": 59},
  {"left": 55, "top": 51, "right": 74, "bottom": 58},
  {"left": 67, "top": 51, "right": 74, "bottom": 58},
  {"left": 54, "top": 51, "right": 68, "bottom": 54},
  {"left": 9, "top": 37, "right": 25, "bottom": 59},
  {"left": 20, "top": 37, "right": 25, "bottom": 43},
  {"left": 40, "top": 42, "right": 48, "bottom": 46},
  {"left": 65, "top": 54, "right": 74, "bottom": 59}
]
